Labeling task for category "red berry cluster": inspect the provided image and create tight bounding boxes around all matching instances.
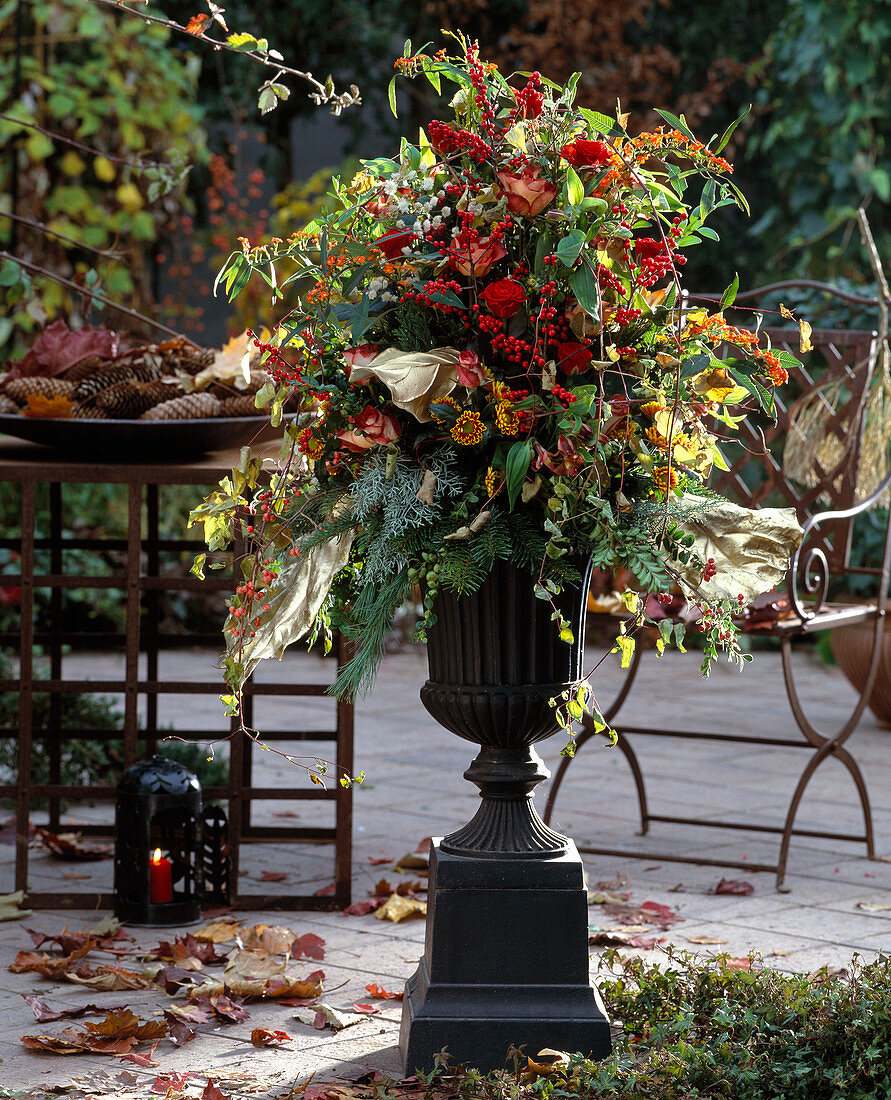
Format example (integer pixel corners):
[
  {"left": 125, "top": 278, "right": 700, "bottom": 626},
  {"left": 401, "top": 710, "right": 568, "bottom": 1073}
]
[
  {"left": 614, "top": 306, "right": 643, "bottom": 327},
  {"left": 701, "top": 557, "right": 717, "bottom": 581},
  {"left": 551, "top": 383, "right": 577, "bottom": 408},
  {"left": 427, "top": 119, "right": 492, "bottom": 163},
  {"left": 597, "top": 264, "right": 628, "bottom": 299}
]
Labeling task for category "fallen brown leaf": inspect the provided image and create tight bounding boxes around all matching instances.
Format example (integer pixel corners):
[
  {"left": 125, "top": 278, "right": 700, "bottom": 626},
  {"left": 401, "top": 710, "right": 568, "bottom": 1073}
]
[
  {"left": 259, "top": 871, "right": 288, "bottom": 882},
  {"left": 367, "top": 857, "right": 393, "bottom": 866},
  {"left": 686, "top": 936, "right": 727, "bottom": 945},
  {"left": 65, "top": 965, "right": 160, "bottom": 992},
  {"left": 342, "top": 897, "right": 388, "bottom": 917},
  {"left": 202, "top": 1080, "right": 230, "bottom": 1100},
  {"left": 856, "top": 901, "right": 891, "bottom": 912},
  {"left": 715, "top": 879, "right": 755, "bottom": 896},
  {"left": 22, "top": 994, "right": 129, "bottom": 1022},
  {"left": 35, "top": 829, "right": 113, "bottom": 860},
  {"left": 83, "top": 1008, "right": 166, "bottom": 1042},
  {"left": 238, "top": 924, "right": 295, "bottom": 954},
  {"left": 117, "top": 1041, "right": 160, "bottom": 1067},
  {"left": 351, "top": 1003, "right": 380, "bottom": 1015}
]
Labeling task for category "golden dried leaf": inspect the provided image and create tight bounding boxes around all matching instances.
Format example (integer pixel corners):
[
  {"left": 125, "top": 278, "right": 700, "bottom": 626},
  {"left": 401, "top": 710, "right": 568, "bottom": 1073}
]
[
  {"left": 779, "top": 303, "right": 795, "bottom": 319},
  {"left": 65, "top": 965, "right": 159, "bottom": 992},
  {"left": 22, "top": 393, "right": 73, "bottom": 418},
  {"left": 189, "top": 974, "right": 323, "bottom": 1002},
  {"left": 225, "top": 947, "right": 287, "bottom": 981},
  {"left": 799, "top": 319, "right": 813, "bottom": 354},
  {"left": 239, "top": 924, "right": 295, "bottom": 955},
  {"left": 194, "top": 918, "right": 242, "bottom": 943},
  {"left": 374, "top": 894, "right": 427, "bottom": 923}
]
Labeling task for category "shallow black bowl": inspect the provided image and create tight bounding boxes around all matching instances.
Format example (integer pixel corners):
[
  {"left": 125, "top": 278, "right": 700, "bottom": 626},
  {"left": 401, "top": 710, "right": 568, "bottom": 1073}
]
[{"left": 0, "top": 413, "right": 282, "bottom": 461}]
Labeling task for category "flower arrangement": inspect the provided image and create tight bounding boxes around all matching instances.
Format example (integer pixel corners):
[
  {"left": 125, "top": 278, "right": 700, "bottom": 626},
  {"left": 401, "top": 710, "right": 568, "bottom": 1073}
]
[{"left": 192, "top": 35, "right": 803, "bottom": 732}]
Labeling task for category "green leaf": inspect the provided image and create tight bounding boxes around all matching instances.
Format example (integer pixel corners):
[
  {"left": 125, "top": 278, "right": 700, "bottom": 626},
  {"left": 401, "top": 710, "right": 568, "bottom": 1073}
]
[
  {"left": 387, "top": 75, "right": 398, "bottom": 119},
  {"left": 258, "top": 85, "right": 278, "bottom": 115},
  {"left": 568, "top": 263, "right": 599, "bottom": 317},
  {"left": 714, "top": 105, "right": 750, "bottom": 154},
  {"left": 254, "top": 382, "right": 275, "bottom": 408},
  {"left": 505, "top": 440, "right": 533, "bottom": 511},
  {"left": 554, "top": 228, "right": 586, "bottom": 267},
  {"left": 720, "top": 273, "right": 739, "bottom": 308},
  {"left": 653, "top": 108, "right": 696, "bottom": 141},
  {"left": 190, "top": 553, "right": 206, "bottom": 580},
  {"left": 579, "top": 108, "right": 626, "bottom": 139}
]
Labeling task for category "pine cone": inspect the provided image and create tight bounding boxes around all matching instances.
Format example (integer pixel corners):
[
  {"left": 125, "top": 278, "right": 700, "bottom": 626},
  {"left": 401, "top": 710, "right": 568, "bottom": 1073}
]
[
  {"left": 74, "top": 365, "right": 142, "bottom": 401},
  {"left": 61, "top": 355, "right": 114, "bottom": 383},
  {"left": 6, "top": 377, "right": 76, "bottom": 405},
  {"left": 0, "top": 393, "right": 20, "bottom": 414},
  {"left": 156, "top": 338, "right": 215, "bottom": 375},
  {"left": 70, "top": 402, "right": 109, "bottom": 419},
  {"left": 216, "top": 394, "right": 264, "bottom": 417},
  {"left": 140, "top": 392, "right": 222, "bottom": 420},
  {"left": 94, "top": 381, "right": 172, "bottom": 419},
  {"left": 136, "top": 380, "right": 184, "bottom": 407}
]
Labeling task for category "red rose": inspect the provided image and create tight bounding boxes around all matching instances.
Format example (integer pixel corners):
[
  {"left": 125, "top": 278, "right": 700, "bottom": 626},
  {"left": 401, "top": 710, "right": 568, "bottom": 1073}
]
[
  {"left": 336, "top": 405, "right": 401, "bottom": 452},
  {"left": 495, "top": 167, "right": 557, "bottom": 217},
  {"left": 518, "top": 88, "right": 544, "bottom": 119},
  {"left": 374, "top": 227, "right": 416, "bottom": 260},
  {"left": 479, "top": 278, "right": 526, "bottom": 319},
  {"left": 560, "top": 139, "right": 612, "bottom": 169},
  {"left": 556, "top": 342, "right": 593, "bottom": 375}
]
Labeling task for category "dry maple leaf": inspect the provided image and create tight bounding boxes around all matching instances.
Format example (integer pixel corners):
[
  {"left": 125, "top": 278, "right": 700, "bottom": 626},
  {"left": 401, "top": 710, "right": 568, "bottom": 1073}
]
[
  {"left": 83, "top": 1008, "right": 167, "bottom": 1042},
  {"left": 342, "top": 897, "right": 388, "bottom": 917},
  {"left": 351, "top": 1003, "right": 380, "bottom": 1015},
  {"left": 365, "top": 982, "right": 403, "bottom": 1000},
  {"left": 259, "top": 870, "right": 288, "bottom": 882},
  {"left": 202, "top": 1079, "right": 231, "bottom": 1100},
  {"left": 290, "top": 933, "right": 325, "bottom": 961},
  {"left": 22, "top": 393, "right": 74, "bottom": 419},
  {"left": 10, "top": 942, "right": 93, "bottom": 976},
  {"left": 250, "top": 1027, "right": 292, "bottom": 1047},
  {"left": 117, "top": 1040, "right": 160, "bottom": 1067}
]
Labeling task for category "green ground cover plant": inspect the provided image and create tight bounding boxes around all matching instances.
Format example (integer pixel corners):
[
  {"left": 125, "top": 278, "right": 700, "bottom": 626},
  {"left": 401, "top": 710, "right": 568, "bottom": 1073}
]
[{"left": 389, "top": 950, "right": 891, "bottom": 1100}]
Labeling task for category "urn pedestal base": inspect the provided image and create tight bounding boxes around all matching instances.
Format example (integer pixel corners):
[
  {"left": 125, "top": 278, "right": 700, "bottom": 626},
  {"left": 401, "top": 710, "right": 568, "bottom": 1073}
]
[{"left": 399, "top": 840, "right": 611, "bottom": 1073}]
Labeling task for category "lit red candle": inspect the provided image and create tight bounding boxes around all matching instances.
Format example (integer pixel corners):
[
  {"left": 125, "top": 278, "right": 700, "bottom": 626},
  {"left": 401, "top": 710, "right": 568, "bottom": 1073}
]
[{"left": 149, "top": 848, "right": 173, "bottom": 904}]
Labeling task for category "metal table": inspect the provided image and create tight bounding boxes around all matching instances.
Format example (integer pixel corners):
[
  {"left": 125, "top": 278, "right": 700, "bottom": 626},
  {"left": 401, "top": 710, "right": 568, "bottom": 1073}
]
[{"left": 0, "top": 438, "right": 353, "bottom": 910}]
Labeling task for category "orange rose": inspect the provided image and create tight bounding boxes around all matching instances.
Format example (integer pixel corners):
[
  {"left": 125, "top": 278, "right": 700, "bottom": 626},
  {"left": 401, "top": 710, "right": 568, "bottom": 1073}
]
[
  {"left": 496, "top": 167, "right": 557, "bottom": 216},
  {"left": 336, "top": 405, "right": 401, "bottom": 452},
  {"left": 448, "top": 234, "right": 507, "bottom": 278}
]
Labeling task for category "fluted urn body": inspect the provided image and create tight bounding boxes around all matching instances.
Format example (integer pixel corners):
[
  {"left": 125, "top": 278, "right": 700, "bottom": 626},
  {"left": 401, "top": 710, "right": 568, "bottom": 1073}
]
[
  {"left": 400, "top": 558, "right": 611, "bottom": 1073},
  {"left": 421, "top": 558, "right": 592, "bottom": 858}
]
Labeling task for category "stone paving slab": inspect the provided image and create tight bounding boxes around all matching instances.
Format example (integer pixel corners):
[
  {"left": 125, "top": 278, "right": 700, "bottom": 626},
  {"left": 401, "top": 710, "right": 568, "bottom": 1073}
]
[{"left": 1, "top": 642, "right": 890, "bottom": 1095}]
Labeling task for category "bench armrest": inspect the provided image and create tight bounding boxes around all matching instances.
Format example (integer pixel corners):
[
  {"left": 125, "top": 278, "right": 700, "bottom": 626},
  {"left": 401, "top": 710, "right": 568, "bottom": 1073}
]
[{"left": 788, "top": 468, "right": 891, "bottom": 621}]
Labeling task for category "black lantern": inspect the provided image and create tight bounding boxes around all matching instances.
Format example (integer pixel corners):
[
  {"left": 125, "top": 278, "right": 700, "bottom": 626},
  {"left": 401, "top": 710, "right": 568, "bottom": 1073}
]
[{"left": 114, "top": 755, "right": 202, "bottom": 926}]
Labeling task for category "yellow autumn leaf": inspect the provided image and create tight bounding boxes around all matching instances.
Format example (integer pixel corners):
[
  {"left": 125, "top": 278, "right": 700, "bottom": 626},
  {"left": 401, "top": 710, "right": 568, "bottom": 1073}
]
[
  {"left": 93, "top": 156, "right": 116, "bottom": 183},
  {"left": 60, "top": 150, "right": 86, "bottom": 176},
  {"left": 115, "top": 182, "right": 143, "bottom": 211},
  {"left": 23, "top": 394, "right": 73, "bottom": 419},
  {"left": 779, "top": 303, "right": 794, "bottom": 320}
]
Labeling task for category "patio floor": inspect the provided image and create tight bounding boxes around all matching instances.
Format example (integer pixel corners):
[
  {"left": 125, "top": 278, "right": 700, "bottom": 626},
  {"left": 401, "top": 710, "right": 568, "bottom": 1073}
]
[{"left": 2, "top": 641, "right": 890, "bottom": 1097}]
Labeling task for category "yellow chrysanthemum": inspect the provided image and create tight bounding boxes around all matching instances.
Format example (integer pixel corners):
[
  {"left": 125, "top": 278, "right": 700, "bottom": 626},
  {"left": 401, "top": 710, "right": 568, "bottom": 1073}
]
[
  {"left": 451, "top": 411, "right": 485, "bottom": 445},
  {"left": 652, "top": 464, "right": 679, "bottom": 494},
  {"left": 495, "top": 402, "right": 521, "bottom": 436},
  {"left": 640, "top": 400, "right": 665, "bottom": 419},
  {"left": 645, "top": 426, "right": 668, "bottom": 448},
  {"left": 484, "top": 468, "right": 505, "bottom": 497}
]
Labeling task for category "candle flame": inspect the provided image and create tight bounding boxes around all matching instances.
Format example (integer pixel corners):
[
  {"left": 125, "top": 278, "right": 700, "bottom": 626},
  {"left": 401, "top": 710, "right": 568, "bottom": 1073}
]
[{"left": 152, "top": 848, "right": 162, "bottom": 864}]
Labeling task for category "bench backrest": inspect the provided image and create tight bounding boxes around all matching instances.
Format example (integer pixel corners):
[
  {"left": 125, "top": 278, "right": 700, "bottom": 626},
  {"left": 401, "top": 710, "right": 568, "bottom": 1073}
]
[{"left": 711, "top": 327, "right": 878, "bottom": 573}]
